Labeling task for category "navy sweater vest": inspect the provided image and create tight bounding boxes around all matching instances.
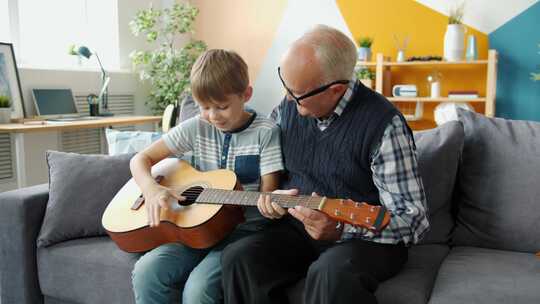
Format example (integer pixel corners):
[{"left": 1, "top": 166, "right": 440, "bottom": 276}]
[{"left": 279, "top": 82, "right": 409, "bottom": 204}]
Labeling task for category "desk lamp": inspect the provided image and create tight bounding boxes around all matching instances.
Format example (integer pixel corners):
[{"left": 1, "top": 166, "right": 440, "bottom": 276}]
[{"left": 76, "top": 46, "right": 114, "bottom": 116}]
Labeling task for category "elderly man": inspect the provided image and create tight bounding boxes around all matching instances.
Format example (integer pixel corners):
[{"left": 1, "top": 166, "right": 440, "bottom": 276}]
[{"left": 221, "top": 24, "right": 430, "bottom": 304}]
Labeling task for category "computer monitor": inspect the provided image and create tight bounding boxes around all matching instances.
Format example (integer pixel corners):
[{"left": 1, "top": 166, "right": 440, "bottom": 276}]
[{"left": 32, "top": 88, "right": 79, "bottom": 118}]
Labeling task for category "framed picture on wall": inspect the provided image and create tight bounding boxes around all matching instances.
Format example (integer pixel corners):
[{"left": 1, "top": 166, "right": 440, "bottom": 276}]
[{"left": 0, "top": 42, "right": 25, "bottom": 120}]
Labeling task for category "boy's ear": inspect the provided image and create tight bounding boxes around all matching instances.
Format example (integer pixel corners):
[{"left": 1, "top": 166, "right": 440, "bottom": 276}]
[{"left": 243, "top": 86, "right": 253, "bottom": 103}]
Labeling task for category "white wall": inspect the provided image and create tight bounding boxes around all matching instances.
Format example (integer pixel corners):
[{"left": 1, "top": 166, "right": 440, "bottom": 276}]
[
  {"left": 118, "top": 0, "right": 162, "bottom": 69},
  {"left": 0, "top": 0, "right": 164, "bottom": 191},
  {"left": 250, "top": 0, "right": 354, "bottom": 115},
  {"left": 416, "top": 0, "right": 539, "bottom": 33}
]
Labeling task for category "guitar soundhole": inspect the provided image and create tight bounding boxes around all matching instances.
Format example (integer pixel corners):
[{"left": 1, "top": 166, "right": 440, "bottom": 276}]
[{"left": 179, "top": 186, "right": 204, "bottom": 206}]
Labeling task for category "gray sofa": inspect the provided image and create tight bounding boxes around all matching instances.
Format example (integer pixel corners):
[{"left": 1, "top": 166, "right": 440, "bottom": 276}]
[{"left": 1, "top": 109, "right": 539, "bottom": 304}]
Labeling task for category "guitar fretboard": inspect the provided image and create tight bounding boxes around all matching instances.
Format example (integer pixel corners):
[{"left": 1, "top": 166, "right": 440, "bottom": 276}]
[{"left": 195, "top": 188, "right": 324, "bottom": 209}]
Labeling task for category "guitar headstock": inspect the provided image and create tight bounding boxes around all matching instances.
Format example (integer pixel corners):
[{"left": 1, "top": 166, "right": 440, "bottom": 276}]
[{"left": 320, "top": 198, "right": 391, "bottom": 231}]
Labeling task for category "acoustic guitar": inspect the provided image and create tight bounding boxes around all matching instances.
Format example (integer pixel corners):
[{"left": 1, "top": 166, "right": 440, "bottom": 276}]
[{"left": 102, "top": 158, "right": 391, "bottom": 253}]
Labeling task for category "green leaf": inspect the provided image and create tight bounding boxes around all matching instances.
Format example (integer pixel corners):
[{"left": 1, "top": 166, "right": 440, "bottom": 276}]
[
  {"left": 68, "top": 44, "right": 78, "bottom": 55},
  {"left": 356, "top": 68, "right": 375, "bottom": 80},
  {"left": 0, "top": 95, "right": 11, "bottom": 108},
  {"left": 357, "top": 37, "right": 373, "bottom": 48},
  {"left": 130, "top": 3, "right": 205, "bottom": 115}
]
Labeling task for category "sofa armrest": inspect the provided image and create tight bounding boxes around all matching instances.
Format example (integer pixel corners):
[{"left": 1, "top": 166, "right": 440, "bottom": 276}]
[{"left": 0, "top": 183, "right": 49, "bottom": 304}]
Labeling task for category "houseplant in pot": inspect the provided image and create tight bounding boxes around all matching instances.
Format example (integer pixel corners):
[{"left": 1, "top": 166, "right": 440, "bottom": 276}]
[
  {"left": 443, "top": 2, "right": 466, "bottom": 62},
  {"left": 0, "top": 95, "right": 11, "bottom": 123},
  {"left": 357, "top": 36, "right": 374, "bottom": 62},
  {"left": 130, "top": 3, "right": 207, "bottom": 115},
  {"left": 356, "top": 68, "right": 375, "bottom": 89}
]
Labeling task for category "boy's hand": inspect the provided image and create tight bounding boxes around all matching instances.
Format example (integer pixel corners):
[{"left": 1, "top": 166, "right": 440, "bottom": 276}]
[
  {"left": 257, "top": 189, "right": 298, "bottom": 219},
  {"left": 143, "top": 185, "right": 185, "bottom": 227}
]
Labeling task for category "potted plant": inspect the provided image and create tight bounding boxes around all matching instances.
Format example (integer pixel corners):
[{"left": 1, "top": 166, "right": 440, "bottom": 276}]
[
  {"left": 356, "top": 68, "right": 375, "bottom": 89},
  {"left": 130, "top": 3, "right": 207, "bottom": 115},
  {"left": 0, "top": 95, "right": 11, "bottom": 124},
  {"left": 444, "top": 2, "right": 466, "bottom": 62},
  {"left": 357, "top": 36, "right": 374, "bottom": 62}
]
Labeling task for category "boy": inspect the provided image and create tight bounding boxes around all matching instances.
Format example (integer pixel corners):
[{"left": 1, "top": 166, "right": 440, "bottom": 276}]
[{"left": 130, "top": 49, "right": 284, "bottom": 304}]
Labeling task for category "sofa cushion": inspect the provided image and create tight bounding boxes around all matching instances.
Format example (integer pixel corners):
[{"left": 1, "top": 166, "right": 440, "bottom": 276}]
[
  {"left": 105, "top": 128, "right": 161, "bottom": 155},
  {"left": 414, "top": 121, "right": 464, "bottom": 244},
  {"left": 375, "top": 244, "right": 450, "bottom": 304},
  {"left": 37, "top": 237, "right": 142, "bottom": 304},
  {"left": 429, "top": 246, "right": 540, "bottom": 304},
  {"left": 44, "top": 296, "right": 75, "bottom": 304},
  {"left": 287, "top": 244, "right": 450, "bottom": 304},
  {"left": 453, "top": 109, "right": 540, "bottom": 252},
  {"left": 37, "top": 151, "right": 133, "bottom": 247}
]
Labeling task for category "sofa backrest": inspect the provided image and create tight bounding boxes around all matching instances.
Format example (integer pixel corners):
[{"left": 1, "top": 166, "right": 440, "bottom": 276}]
[
  {"left": 452, "top": 109, "right": 540, "bottom": 253},
  {"left": 414, "top": 121, "right": 464, "bottom": 245}
]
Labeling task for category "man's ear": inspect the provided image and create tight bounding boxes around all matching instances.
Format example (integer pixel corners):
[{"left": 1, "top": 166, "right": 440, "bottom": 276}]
[
  {"left": 243, "top": 86, "right": 253, "bottom": 103},
  {"left": 331, "top": 83, "right": 347, "bottom": 96}
]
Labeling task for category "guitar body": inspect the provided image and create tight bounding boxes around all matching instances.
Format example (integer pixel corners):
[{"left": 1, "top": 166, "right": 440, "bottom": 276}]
[{"left": 102, "top": 159, "right": 245, "bottom": 252}]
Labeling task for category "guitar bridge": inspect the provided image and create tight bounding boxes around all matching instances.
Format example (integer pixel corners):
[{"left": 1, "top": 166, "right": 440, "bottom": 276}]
[{"left": 131, "top": 175, "right": 164, "bottom": 210}]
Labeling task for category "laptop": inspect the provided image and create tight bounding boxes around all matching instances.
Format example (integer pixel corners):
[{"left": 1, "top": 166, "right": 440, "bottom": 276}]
[{"left": 32, "top": 88, "right": 104, "bottom": 121}]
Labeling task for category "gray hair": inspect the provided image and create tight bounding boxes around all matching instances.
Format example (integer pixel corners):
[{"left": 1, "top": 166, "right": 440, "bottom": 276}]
[{"left": 299, "top": 24, "right": 358, "bottom": 84}]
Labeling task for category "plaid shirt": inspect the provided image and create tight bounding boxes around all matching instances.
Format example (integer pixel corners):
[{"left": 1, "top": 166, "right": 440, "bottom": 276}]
[{"left": 270, "top": 78, "right": 430, "bottom": 245}]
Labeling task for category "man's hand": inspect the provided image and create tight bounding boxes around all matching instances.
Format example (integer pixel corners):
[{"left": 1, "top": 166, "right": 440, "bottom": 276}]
[
  {"left": 257, "top": 189, "right": 298, "bottom": 219},
  {"left": 288, "top": 192, "right": 343, "bottom": 241}
]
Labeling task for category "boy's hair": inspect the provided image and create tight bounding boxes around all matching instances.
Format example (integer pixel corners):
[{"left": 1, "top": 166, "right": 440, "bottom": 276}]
[{"left": 190, "top": 49, "right": 249, "bottom": 103}]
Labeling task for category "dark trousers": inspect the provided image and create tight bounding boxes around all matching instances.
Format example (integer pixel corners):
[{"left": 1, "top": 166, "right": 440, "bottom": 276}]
[{"left": 221, "top": 217, "right": 408, "bottom": 304}]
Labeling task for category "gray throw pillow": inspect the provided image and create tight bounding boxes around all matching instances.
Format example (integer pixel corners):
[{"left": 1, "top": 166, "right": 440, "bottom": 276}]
[
  {"left": 453, "top": 109, "right": 540, "bottom": 253},
  {"left": 414, "top": 121, "right": 464, "bottom": 244},
  {"left": 37, "top": 151, "right": 133, "bottom": 247}
]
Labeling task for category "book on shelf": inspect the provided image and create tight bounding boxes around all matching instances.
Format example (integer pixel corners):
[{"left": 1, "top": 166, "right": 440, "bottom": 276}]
[
  {"left": 448, "top": 90, "right": 479, "bottom": 99},
  {"left": 448, "top": 94, "right": 479, "bottom": 99}
]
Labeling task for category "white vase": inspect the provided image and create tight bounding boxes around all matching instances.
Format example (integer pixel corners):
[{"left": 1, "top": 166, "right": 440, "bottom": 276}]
[
  {"left": 396, "top": 50, "right": 405, "bottom": 62},
  {"left": 430, "top": 81, "right": 441, "bottom": 98},
  {"left": 443, "top": 24, "right": 465, "bottom": 62},
  {"left": 0, "top": 108, "right": 11, "bottom": 124}
]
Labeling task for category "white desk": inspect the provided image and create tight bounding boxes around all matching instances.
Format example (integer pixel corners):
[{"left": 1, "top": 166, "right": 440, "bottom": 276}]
[{"left": 0, "top": 116, "right": 161, "bottom": 188}]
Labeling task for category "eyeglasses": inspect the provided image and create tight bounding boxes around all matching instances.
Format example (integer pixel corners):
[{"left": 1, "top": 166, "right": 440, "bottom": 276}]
[{"left": 277, "top": 67, "right": 350, "bottom": 105}]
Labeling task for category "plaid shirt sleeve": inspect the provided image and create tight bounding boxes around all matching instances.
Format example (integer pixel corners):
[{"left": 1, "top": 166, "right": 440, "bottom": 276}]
[{"left": 341, "top": 115, "right": 430, "bottom": 245}]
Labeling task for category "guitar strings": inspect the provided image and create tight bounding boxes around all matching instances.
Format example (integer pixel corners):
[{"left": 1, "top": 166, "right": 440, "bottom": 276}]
[{"left": 174, "top": 188, "right": 322, "bottom": 209}]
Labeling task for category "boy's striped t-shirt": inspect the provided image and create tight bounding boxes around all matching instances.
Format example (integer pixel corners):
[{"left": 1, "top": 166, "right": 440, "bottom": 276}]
[{"left": 162, "top": 112, "right": 284, "bottom": 228}]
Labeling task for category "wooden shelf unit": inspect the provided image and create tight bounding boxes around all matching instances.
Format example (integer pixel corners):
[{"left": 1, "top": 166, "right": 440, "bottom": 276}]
[
  {"left": 387, "top": 97, "right": 487, "bottom": 103},
  {"left": 356, "top": 61, "right": 377, "bottom": 67},
  {"left": 366, "top": 49, "right": 498, "bottom": 129},
  {"left": 382, "top": 59, "right": 489, "bottom": 66}
]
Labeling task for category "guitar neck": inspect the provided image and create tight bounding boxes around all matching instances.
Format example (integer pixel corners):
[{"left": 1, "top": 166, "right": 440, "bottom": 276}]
[
  {"left": 195, "top": 188, "right": 324, "bottom": 209},
  {"left": 193, "top": 188, "right": 391, "bottom": 232}
]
